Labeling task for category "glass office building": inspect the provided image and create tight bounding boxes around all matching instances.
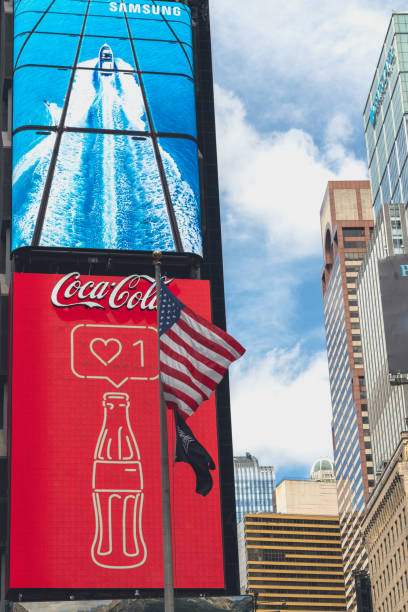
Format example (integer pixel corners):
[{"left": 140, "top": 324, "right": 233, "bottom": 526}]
[
  {"left": 320, "top": 181, "right": 375, "bottom": 611},
  {"left": 357, "top": 203, "right": 408, "bottom": 478},
  {"left": 364, "top": 13, "right": 408, "bottom": 220},
  {"left": 234, "top": 453, "right": 275, "bottom": 524}
]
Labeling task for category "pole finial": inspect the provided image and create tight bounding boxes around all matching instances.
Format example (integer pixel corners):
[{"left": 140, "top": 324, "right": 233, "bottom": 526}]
[{"left": 153, "top": 250, "right": 162, "bottom": 261}]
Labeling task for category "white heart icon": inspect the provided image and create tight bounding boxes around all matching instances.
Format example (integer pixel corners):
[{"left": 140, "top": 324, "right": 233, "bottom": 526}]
[{"left": 90, "top": 338, "right": 122, "bottom": 366}]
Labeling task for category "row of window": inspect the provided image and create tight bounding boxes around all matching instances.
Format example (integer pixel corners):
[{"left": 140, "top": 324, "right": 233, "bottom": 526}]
[
  {"left": 370, "top": 506, "right": 407, "bottom": 572},
  {"left": 248, "top": 559, "right": 344, "bottom": 567},
  {"left": 371, "top": 509, "right": 408, "bottom": 599},
  {"left": 343, "top": 240, "right": 367, "bottom": 249},
  {"left": 248, "top": 571, "right": 344, "bottom": 580},
  {"left": 248, "top": 549, "right": 342, "bottom": 561},
  {"left": 248, "top": 579, "right": 345, "bottom": 591},
  {"left": 253, "top": 592, "right": 346, "bottom": 603},
  {"left": 246, "top": 538, "right": 341, "bottom": 548},
  {"left": 246, "top": 524, "right": 340, "bottom": 534},
  {"left": 375, "top": 570, "right": 408, "bottom": 612},
  {"left": 342, "top": 227, "right": 366, "bottom": 237},
  {"left": 246, "top": 516, "right": 338, "bottom": 525}
]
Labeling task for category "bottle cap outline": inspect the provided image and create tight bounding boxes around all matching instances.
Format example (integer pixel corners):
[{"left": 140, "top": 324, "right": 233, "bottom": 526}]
[{"left": 103, "top": 392, "right": 130, "bottom": 409}]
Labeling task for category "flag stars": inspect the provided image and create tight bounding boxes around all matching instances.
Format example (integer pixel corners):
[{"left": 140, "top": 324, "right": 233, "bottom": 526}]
[{"left": 159, "top": 281, "right": 184, "bottom": 335}]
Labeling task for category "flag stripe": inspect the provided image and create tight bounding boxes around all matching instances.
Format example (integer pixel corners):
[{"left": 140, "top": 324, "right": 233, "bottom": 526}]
[
  {"left": 171, "top": 322, "right": 232, "bottom": 369},
  {"left": 163, "top": 383, "right": 198, "bottom": 413},
  {"left": 161, "top": 354, "right": 213, "bottom": 398},
  {"left": 160, "top": 337, "right": 222, "bottom": 390},
  {"left": 165, "top": 328, "right": 226, "bottom": 377},
  {"left": 161, "top": 369, "right": 206, "bottom": 406},
  {"left": 182, "top": 307, "right": 244, "bottom": 359},
  {"left": 183, "top": 306, "right": 245, "bottom": 357},
  {"left": 178, "top": 312, "right": 237, "bottom": 362},
  {"left": 163, "top": 392, "right": 194, "bottom": 418},
  {"left": 160, "top": 334, "right": 223, "bottom": 385}
]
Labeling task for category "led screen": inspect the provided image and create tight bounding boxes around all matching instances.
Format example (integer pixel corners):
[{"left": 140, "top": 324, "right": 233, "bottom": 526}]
[
  {"left": 10, "top": 597, "right": 253, "bottom": 611},
  {"left": 9, "top": 273, "right": 223, "bottom": 590},
  {"left": 378, "top": 254, "right": 408, "bottom": 375},
  {"left": 12, "top": 1, "right": 201, "bottom": 255}
]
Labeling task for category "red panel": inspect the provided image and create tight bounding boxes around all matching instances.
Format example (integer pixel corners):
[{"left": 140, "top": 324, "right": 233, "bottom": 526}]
[{"left": 9, "top": 273, "right": 224, "bottom": 590}]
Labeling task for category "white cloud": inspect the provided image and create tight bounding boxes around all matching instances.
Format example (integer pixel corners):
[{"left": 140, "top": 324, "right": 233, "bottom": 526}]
[
  {"left": 210, "top": 0, "right": 390, "bottom": 125},
  {"left": 215, "top": 85, "right": 367, "bottom": 261},
  {"left": 230, "top": 346, "right": 332, "bottom": 470},
  {"left": 325, "top": 113, "right": 353, "bottom": 146}
]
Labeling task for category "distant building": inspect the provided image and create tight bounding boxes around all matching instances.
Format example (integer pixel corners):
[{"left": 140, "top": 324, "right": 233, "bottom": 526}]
[
  {"left": 320, "top": 181, "right": 374, "bottom": 611},
  {"left": 233, "top": 453, "right": 275, "bottom": 524},
  {"left": 276, "top": 477, "right": 339, "bottom": 516},
  {"left": 310, "top": 457, "right": 336, "bottom": 482},
  {"left": 238, "top": 466, "right": 346, "bottom": 610}
]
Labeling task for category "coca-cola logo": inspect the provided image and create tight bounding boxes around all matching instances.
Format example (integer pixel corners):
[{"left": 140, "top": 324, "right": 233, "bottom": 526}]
[{"left": 51, "top": 272, "right": 170, "bottom": 311}]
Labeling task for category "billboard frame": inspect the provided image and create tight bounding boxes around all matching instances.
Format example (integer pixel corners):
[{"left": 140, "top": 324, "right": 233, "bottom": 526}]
[{"left": 6, "top": 0, "right": 239, "bottom": 600}]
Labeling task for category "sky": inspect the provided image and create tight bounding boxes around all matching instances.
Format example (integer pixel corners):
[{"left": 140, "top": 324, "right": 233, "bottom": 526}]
[{"left": 208, "top": 0, "right": 401, "bottom": 481}]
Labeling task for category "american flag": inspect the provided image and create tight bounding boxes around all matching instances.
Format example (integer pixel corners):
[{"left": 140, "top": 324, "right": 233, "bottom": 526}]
[{"left": 158, "top": 281, "right": 245, "bottom": 418}]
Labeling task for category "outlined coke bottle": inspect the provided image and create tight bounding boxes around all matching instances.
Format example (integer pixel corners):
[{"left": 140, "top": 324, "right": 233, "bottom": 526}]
[{"left": 91, "top": 392, "right": 147, "bottom": 569}]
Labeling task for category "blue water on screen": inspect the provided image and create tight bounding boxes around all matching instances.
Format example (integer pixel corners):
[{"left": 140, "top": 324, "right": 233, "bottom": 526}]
[{"left": 12, "top": 1, "right": 201, "bottom": 255}]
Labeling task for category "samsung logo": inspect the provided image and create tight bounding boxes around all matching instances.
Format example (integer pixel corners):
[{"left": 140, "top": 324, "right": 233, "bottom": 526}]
[
  {"left": 109, "top": 2, "right": 182, "bottom": 15},
  {"left": 370, "top": 47, "right": 394, "bottom": 127}
]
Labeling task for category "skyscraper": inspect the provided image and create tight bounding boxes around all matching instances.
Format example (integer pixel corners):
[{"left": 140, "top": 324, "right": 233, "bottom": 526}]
[
  {"left": 356, "top": 203, "right": 408, "bottom": 477},
  {"left": 234, "top": 453, "right": 275, "bottom": 524},
  {"left": 320, "top": 181, "right": 375, "bottom": 611},
  {"left": 364, "top": 13, "right": 408, "bottom": 217}
]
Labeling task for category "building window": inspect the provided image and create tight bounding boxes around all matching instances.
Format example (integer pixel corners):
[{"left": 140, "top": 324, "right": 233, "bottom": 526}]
[
  {"left": 343, "top": 227, "right": 365, "bottom": 237},
  {"left": 344, "top": 240, "right": 367, "bottom": 248}
]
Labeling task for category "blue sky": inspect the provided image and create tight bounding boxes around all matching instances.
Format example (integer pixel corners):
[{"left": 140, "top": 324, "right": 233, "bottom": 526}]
[{"left": 208, "top": 0, "right": 400, "bottom": 481}]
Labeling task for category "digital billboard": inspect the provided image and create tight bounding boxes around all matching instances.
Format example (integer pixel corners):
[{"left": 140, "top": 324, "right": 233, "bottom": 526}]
[
  {"left": 10, "top": 597, "right": 253, "bottom": 612},
  {"left": 12, "top": 1, "right": 201, "bottom": 255},
  {"left": 378, "top": 254, "right": 408, "bottom": 376},
  {"left": 8, "top": 273, "right": 223, "bottom": 591}
]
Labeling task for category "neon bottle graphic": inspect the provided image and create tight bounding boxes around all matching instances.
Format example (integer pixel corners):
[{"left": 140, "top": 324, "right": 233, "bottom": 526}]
[{"left": 92, "top": 392, "right": 147, "bottom": 568}]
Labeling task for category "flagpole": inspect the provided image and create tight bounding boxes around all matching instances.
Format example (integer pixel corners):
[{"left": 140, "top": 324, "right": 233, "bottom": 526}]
[{"left": 153, "top": 249, "right": 175, "bottom": 612}]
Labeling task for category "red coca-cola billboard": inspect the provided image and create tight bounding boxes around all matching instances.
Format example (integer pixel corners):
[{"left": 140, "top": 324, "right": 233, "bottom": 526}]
[{"left": 8, "top": 273, "right": 224, "bottom": 590}]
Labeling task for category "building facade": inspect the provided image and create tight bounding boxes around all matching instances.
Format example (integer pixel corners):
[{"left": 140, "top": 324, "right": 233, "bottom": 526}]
[
  {"left": 276, "top": 479, "right": 339, "bottom": 516},
  {"left": 361, "top": 432, "right": 408, "bottom": 612},
  {"left": 364, "top": 13, "right": 408, "bottom": 218},
  {"left": 234, "top": 453, "right": 276, "bottom": 524},
  {"left": 356, "top": 203, "right": 408, "bottom": 478},
  {"left": 239, "top": 477, "right": 346, "bottom": 612},
  {"left": 320, "top": 181, "right": 375, "bottom": 610}
]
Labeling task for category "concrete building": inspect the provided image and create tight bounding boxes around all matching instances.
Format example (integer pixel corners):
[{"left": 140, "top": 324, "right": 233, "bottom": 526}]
[
  {"left": 363, "top": 13, "right": 408, "bottom": 218},
  {"left": 234, "top": 453, "right": 275, "bottom": 524},
  {"left": 320, "top": 181, "right": 374, "bottom": 610},
  {"left": 238, "top": 474, "right": 346, "bottom": 612},
  {"left": 276, "top": 471, "right": 338, "bottom": 517},
  {"left": 361, "top": 432, "right": 408, "bottom": 612}
]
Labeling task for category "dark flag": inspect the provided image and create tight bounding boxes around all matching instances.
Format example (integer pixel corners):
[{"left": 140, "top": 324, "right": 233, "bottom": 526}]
[{"left": 174, "top": 409, "right": 216, "bottom": 496}]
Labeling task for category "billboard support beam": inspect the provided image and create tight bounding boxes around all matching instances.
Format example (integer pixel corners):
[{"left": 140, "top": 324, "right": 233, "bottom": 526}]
[{"left": 154, "top": 250, "right": 175, "bottom": 612}]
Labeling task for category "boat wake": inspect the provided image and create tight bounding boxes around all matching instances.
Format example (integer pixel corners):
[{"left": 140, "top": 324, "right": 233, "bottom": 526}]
[{"left": 13, "top": 53, "right": 202, "bottom": 254}]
